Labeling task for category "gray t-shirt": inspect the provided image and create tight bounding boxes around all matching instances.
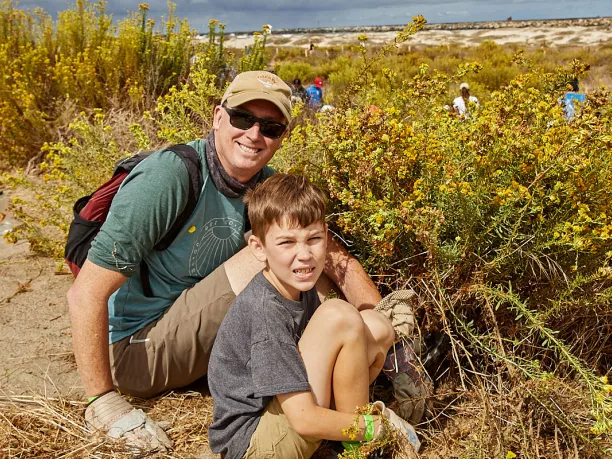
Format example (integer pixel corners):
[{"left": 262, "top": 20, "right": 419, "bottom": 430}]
[{"left": 208, "top": 272, "right": 321, "bottom": 459}]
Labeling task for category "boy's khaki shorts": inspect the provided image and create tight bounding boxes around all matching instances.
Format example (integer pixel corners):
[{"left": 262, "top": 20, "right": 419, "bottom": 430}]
[
  {"left": 109, "top": 264, "right": 236, "bottom": 398},
  {"left": 244, "top": 397, "right": 321, "bottom": 459}
]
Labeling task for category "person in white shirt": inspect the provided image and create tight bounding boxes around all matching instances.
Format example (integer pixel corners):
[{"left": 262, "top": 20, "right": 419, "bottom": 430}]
[{"left": 453, "top": 82, "right": 479, "bottom": 116}]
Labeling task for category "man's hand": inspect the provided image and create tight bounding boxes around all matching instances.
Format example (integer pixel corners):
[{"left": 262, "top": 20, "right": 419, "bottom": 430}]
[
  {"left": 85, "top": 391, "right": 173, "bottom": 452},
  {"left": 373, "top": 400, "right": 421, "bottom": 452},
  {"left": 374, "top": 290, "right": 417, "bottom": 340}
]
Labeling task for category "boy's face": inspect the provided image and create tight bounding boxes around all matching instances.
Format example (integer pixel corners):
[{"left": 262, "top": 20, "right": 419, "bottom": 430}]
[{"left": 248, "top": 218, "right": 327, "bottom": 301}]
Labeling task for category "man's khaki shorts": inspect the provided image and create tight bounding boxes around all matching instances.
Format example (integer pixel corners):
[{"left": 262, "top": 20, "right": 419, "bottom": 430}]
[
  {"left": 244, "top": 397, "right": 321, "bottom": 459},
  {"left": 109, "top": 264, "right": 236, "bottom": 398}
]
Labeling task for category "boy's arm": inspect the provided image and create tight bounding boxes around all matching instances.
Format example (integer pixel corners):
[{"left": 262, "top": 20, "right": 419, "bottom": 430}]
[
  {"left": 324, "top": 232, "right": 382, "bottom": 310},
  {"left": 277, "top": 391, "right": 379, "bottom": 441}
]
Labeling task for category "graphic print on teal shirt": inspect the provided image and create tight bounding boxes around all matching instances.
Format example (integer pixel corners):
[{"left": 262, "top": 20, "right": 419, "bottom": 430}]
[
  {"left": 98, "top": 139, "right": 273, "bottom": 343},
  {"left": 189, "top": 216, "right": 244, "bottom": 277}
]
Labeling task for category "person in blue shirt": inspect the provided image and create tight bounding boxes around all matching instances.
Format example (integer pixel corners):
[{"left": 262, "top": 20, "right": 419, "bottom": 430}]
[
  {"left": 560, "top": 79, "right": 586, "bottom": 122},
  {"left": 305, "top": 77, "right": 324, "bottom": 107}
]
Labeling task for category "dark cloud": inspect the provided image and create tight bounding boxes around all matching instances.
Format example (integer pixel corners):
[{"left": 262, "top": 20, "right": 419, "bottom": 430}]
[{"left": 15, "top": 0, "right": 612, "bottom": 32}]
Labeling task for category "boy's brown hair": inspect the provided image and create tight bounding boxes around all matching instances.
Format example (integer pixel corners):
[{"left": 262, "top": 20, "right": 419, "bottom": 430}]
[{"left": 244, "top": 173, "right": 326, "bottom": 241}]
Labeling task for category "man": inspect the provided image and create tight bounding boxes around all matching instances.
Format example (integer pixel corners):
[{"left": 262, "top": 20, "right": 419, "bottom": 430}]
[
  {"left": 305, "top": 77, "right": 324, "bottom": 108},
  {"left": 290, "top": 77, "right": 306, "bottom": 103},
  {"left": 453, "top": 82, "right": 479, "bottom": 116},
  {"left": 67, "top": 71, "right": 397, "bottom": 452}
]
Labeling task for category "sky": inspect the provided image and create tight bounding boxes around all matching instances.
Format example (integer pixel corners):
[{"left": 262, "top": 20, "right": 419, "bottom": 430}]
[{"left": 16, "top": 0, "right": 612, "bottom": 33}]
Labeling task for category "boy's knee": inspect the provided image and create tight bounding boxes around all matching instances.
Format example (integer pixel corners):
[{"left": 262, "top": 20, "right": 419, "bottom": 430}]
[
  {"left": 318, "top": 299, "right": 365, "bottom": 336},
  {"left": 361, "top": 309, "right": 395, "bottom": 350}
]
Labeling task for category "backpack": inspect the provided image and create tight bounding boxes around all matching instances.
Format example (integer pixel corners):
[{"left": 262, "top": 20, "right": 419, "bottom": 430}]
[{"left": 64, "top": 144, "right": 203, "bottom": 297}]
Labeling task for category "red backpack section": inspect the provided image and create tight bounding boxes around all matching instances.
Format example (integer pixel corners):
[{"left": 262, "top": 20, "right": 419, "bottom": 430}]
[{"left": 64, "top": 145, "right": 203, "bottom": 282}]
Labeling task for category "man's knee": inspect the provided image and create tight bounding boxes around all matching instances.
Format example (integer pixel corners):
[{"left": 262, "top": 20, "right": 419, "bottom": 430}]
[{"left": 223, "top": 245, "right": 265, "bottom": 295}]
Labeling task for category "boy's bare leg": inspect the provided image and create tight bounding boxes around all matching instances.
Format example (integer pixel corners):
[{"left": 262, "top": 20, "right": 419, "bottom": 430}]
[
  {"left": 360, "top": 309, "right": 395, "bottom": 384},
  {"left": 298, "top": 299, "right": 370, "bottom": 412}
]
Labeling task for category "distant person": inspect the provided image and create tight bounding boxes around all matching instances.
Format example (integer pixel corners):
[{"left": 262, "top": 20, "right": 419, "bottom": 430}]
[
  {"left": 453, "top": 82, "right": 479, "bottom": 117},
  {"left": 291, "top": 77, "right": 306, "bottom": 104},
  {"left": 560, "top": 78, "right": 586, "bottom": 122},
  {"left": 305, "top": 77, "right": 324, "bottom": 108}
]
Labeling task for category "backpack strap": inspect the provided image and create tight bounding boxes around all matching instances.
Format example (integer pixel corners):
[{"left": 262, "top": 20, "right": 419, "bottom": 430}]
[
  {"left": 154, "top": 144, "right": 203, "bottom": 250},
  {"left": 140, "top": 144, "right": 203, "bottom": 298}
]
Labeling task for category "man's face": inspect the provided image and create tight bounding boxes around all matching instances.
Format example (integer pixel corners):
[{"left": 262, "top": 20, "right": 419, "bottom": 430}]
[
  {"left": 212, "top": 99, "right": 286, "bottom": 183},
  {"left": 249, "top": 219, "right": 327, "bottom": 301}
]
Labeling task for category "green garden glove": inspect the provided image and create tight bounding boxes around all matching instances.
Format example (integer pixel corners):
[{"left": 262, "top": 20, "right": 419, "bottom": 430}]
[
  {"left": 85, "top": 391, "right": 173, "bottom": 453},
  {"left": 374, "top": 289, "right": 417, "bottom": 341}
]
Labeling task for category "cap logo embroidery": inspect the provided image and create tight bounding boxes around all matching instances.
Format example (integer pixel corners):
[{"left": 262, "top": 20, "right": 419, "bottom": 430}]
[{"left": 256, "top": 74, "right": 278, "bottom": 89}]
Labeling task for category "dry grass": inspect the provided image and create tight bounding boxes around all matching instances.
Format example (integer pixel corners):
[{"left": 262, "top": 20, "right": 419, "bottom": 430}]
[
  {"left": 1, "top": 373, "right": 611, "bottom": 458},
  {"left": 0, "top": 391, "right": 214, "bottom": 458}
]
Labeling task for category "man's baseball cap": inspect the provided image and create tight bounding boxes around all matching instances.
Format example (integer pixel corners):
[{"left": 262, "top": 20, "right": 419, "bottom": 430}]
[
  {"left": 314, "top": 77, "right": 324, "bottom": 88},
  {"left": 221, "top": 71, "right": 292, "bottom": 122},
  {"left": 459, "top": 82, "right": 470, "bottom": 90}
]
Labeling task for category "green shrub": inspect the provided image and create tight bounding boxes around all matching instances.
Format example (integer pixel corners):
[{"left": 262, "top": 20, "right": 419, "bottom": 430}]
[{"left": 277, "top": 41, "right": 612, "bottom": 455}]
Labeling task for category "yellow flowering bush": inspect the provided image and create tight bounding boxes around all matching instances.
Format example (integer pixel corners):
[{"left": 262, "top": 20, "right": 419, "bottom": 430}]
[
  {"left": 0, "top": 0, "right": 199, "bottom": 167},
  {"left": 276, "top": 26, "right": 612, "bottom": 455}
]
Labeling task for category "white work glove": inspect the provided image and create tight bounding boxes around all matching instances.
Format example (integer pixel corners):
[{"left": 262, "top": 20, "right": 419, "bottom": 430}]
[
  {"left": 85, "top": 391, "right": 173, "bottom": 453},
  {"left": 374, "top": 290, "right": 417, "bottom": 341},
  {"left": 373, "top": 400, "right": 421, "bottom": 453}
]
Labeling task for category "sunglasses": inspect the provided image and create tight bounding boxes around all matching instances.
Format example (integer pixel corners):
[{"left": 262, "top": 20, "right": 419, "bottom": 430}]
[{"left": 223, "top": 106, "right": 287, "bottom": 139}]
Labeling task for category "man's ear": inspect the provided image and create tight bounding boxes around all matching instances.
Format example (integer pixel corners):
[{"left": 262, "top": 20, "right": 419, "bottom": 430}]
[
  {"left": 248, "top": 234, "right": 267, "bottom": 263},
  {"left": 212, "top": 105, "right": 223, "bottom": 130}
]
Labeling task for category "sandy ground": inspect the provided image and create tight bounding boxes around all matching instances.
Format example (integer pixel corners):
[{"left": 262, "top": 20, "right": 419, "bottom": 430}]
[
  {"left": 0, "top": 224, "right": 80, "bottom": 399},
  {"left": 218, "top": 25, "right": 612, "bottom": 49}
]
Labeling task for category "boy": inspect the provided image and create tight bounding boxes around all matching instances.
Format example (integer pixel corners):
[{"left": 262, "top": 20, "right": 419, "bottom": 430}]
[{"left": 208, "top": 174, "right": 420, "bottom": 458}]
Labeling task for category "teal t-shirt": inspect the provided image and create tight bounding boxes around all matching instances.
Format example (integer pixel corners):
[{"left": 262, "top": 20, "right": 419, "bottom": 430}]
[{"left": 87, "top": 139, "right": 274, "bottom": 343}]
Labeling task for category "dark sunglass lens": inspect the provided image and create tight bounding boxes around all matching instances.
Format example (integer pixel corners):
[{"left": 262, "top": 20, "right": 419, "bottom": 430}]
[
  {"left": 229, "top": 110, "right": 256, "bottom": 130},
  {"left": 260, "top": 122, "right": 286, "bottom": 138},
  {"left": 226, "top": 107, "right": 286, "bottom": 138}
]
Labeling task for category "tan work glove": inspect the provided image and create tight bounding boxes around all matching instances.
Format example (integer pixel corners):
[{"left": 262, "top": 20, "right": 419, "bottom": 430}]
[
  {"left": 373, "top": 400, "right": 421, "bottom": 453},
  {"left": 374, "top": 289, "right": 417, "bottom": 341},
  {"left": 85, "top": 391, "right": 173, "bottom": 453}
]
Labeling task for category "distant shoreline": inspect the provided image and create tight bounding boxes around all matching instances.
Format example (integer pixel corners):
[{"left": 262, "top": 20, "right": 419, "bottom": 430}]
[
  {"left": 217, "top": 16, "right": 612, "bottom": 36},
  {"left": 203, "top": 17, "right": 612, "bottom": 49}
]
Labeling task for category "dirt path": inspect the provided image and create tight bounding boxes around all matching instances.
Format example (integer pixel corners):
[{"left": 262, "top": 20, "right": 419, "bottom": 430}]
[
  {"left": 0, "top": 186, "right": 81, "bottom": 398},
  {"left": 0, "top": 234, "right": 81, "bottom": 399}
]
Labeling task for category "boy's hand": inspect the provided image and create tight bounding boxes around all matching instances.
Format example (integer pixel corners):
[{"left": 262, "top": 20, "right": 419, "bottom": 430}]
[
  {"left": 374, "top": 290, "right": 416, "bottom": 340},
  {"left": 85, "top": 391, "right": 173, "bottom": 452},
  {"left": 373, "top": 400, "right": 421, "bottom": 452}
]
